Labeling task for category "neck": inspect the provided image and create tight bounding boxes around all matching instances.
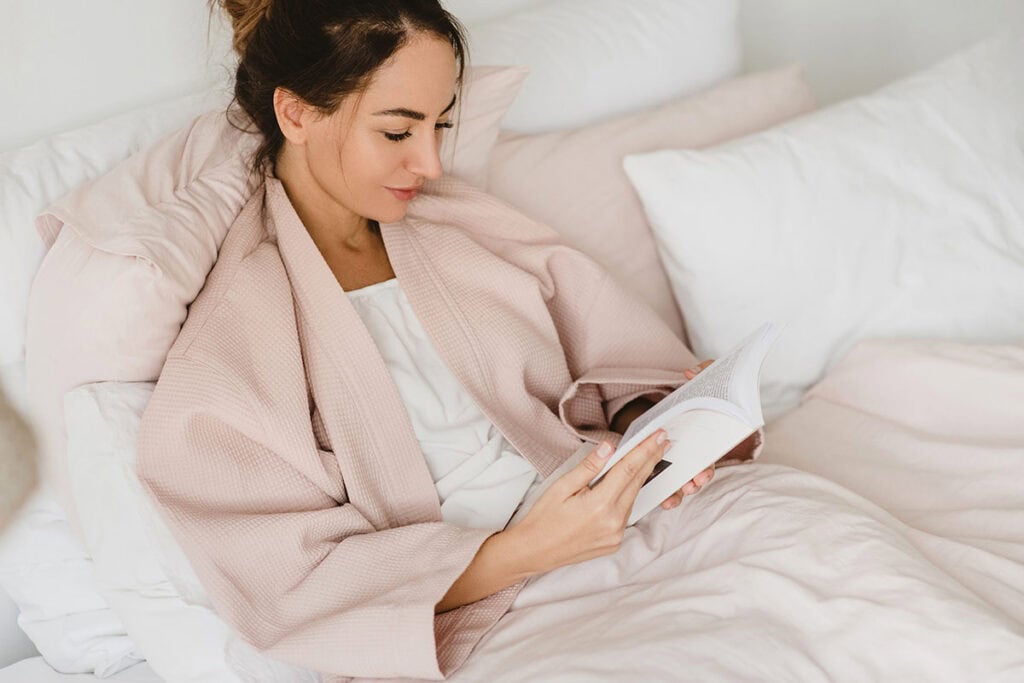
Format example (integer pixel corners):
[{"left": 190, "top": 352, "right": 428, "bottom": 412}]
[{"left": 274, "top": 146, "right": 377, "bottom": 256}]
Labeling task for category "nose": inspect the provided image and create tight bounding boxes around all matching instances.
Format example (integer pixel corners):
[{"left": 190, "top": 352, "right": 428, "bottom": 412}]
[{"left": 407, "top": 129, "right": 444, "bottom": 180}]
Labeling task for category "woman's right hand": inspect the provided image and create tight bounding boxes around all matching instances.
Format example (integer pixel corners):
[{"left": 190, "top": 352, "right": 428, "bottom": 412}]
[{"left": 504, "top": 430, "right": 672, "bottom": 576}]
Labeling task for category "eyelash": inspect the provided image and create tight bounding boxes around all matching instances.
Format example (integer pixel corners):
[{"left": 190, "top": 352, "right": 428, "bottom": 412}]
[{"left": 384, "top": 122, "right": 454, "bottom": 142}]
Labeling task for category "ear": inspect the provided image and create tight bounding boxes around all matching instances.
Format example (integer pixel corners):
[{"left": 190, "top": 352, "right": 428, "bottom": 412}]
[{"left": 273, "top": 87, "right": 312, "bottom": 145}]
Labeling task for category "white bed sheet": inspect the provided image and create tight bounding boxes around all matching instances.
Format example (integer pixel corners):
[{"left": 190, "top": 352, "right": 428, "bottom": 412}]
[{"left": 0, "top": 657, "right": 160, "bottom": 682}]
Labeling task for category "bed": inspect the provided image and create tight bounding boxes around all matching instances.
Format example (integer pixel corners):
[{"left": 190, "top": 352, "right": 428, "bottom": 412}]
[{"left": 2, "top": 1, "right": 1023, "bottom": 680}]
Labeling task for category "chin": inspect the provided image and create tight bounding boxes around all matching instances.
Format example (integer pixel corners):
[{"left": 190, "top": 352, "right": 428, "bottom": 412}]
[{"left": 376, "top": 205, "right": 410, "bottom": 224}]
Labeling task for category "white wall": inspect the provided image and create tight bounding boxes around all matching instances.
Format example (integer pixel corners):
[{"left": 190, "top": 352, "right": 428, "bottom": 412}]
[
  {"left": 0, "top": 0, "right": 234, "bottom": 151},
  {"left": 740, "top": 0, "right": 1024, "bottom": 105},
  {"left": 4, "top": 0, "right": 1024, "bottom": 152}
]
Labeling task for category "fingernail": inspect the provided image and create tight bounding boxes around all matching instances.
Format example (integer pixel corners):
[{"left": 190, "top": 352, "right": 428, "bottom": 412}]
[
  {"left": 656, "top": 431, "right": 667, "bottom": 444},
  {"left": 597, "top": 442, "right": 614, "bottom": 458}
]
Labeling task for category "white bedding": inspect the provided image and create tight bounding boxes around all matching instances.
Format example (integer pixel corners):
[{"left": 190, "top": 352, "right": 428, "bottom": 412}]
[
  {"left": 4, "top": 339, "right": 1022, "bottom": 681},
  {"left": 446, "top": 339, "right": 1024, "bottom": 682},
  {"left": 0, "top": 657, "right": 160, "bottom": 682}
]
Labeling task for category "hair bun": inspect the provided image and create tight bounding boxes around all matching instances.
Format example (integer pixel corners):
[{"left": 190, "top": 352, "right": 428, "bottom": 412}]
[{"left": 216, "top": 0, "right": 273, "bottom": 56}]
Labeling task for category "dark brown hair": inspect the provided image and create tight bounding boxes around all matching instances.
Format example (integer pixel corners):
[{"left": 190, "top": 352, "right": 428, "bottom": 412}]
[{"left": 210, "top": 0, "right": 469, "bottom": 179}]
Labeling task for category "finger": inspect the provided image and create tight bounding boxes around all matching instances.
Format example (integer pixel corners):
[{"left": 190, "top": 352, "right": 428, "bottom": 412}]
[
  {"left": 615, "top": 435, "right": 673, "bottom": 508},
  {"left": 661, "top": 492, "right": 682, "bottom": 509},
  {"left": 556, "top": 440, "right": 617, "bottom": 496},
  {"left": 682, "top": 481, "right": 698, "bottom": 496},
  {"left": 685, "top": 359, "right": 715, "bottom": 379},
  {"left": 598, "top": 429, "right": 669, "bottom": 500}
]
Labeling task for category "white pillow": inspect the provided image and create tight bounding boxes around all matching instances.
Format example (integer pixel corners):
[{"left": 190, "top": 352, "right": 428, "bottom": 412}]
[
  {"left": 64, "top": 382, "right": 319, "bottom": 683},
  {"left": 0, "top": 89, "right": 227, "bottom": 678},
  {"left": 624, "top": 34, "right": 1024, "bottom": 419},
  {"left": 0, "top": 489, "right": 143, "bottom": 676},
  {"left": 468, "top": 0, "right": 741, "bottom": 134}
]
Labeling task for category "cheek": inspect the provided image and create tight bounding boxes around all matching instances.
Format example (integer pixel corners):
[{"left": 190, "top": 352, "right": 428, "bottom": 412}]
[
  {"left": 341, "top": 135, "right": 404, "bottom": 187},
  {"left": 339, "top": 138, "right": 412, "bottom": 219},
  {"left": 307, "top": 130, "right": 411, "bottom": 220}
]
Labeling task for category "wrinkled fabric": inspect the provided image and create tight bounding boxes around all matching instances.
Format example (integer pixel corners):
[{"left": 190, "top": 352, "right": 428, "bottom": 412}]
[{"left": 136, "top": 173, "right": 698, "bottom": 681}]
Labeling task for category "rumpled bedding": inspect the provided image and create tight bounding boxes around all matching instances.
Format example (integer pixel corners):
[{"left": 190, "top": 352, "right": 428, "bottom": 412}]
[{"left": 447, "top": 339, "right": 1024, "bottom": 682}]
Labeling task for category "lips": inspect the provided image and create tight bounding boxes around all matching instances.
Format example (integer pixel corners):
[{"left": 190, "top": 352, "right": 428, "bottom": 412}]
[{"left": 387, "top": 186, "right": 420, "bottom": 201}]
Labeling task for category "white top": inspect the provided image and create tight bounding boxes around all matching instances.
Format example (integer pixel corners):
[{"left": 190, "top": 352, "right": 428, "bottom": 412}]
[{"left": 347, "top": 277, "right": 543, "bottom": 532}]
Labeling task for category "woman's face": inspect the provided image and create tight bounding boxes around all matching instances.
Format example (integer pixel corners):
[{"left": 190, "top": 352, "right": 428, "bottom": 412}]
[{"left": 285, "top": 33, "right": 458, "bottom": 227}]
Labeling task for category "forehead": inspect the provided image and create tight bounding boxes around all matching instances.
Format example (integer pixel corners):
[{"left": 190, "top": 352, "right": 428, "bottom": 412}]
[{"left": 358, "top": 33, "right": 459, "bottom": 115}]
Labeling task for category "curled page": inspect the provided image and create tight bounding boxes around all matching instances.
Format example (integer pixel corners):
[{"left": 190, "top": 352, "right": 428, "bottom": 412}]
[{"left": 590, "top": 322, "right": 780, "bottom": 525}]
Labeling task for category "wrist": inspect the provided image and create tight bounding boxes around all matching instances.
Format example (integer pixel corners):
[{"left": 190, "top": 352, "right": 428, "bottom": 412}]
[
  {"left": 435, "top": 528, "right": 539, "bottom": 614},
  {"left": 491, "top": 526, "right": 544, "bottom": 581}
]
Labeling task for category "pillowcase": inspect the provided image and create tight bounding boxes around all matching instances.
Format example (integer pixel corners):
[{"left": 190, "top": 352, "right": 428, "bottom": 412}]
[
  {"left": 13, "top": 64, "right": 525, "bottom": 676},
  {"left": 623, "top": 35, "right": 1024, "bottom": 419},
  {"left": 486, "top": 64, "right": 816, "bottom": 341},
  {"left": 64, "top": 382, "right": 319, "bottom": 683},
  {"left": 468, "top": 0, "right": 741, "bottom": 134},
  {"left": 440, "top": 65, "right": 530, "bottom": 185}
]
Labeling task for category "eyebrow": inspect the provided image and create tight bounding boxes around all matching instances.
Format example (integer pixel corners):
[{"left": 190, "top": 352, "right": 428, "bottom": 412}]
[{"left": 373, "top": 94, "right": 457, "bottom": 121}]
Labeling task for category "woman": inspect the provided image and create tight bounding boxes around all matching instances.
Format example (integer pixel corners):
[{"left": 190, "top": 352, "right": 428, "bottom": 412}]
[{"left": 137, "top": 1, "right": 744, "bottom": 680}]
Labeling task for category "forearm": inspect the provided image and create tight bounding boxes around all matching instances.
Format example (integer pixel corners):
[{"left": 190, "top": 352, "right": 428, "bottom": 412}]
[
  {"left": 435, "top": 529, "right": 536, "bottom": 614},
  {"left": 438, "top": 395, "right": 667, "bottom": 614}
]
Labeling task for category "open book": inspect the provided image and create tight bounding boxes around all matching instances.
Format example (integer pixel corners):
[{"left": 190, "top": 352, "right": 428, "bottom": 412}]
[{"left": 591, "top": 322, "right": 781, "bottom": 526}]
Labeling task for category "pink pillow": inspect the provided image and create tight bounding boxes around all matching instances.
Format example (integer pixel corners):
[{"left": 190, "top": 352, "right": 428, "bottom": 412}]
[
  {"left": 441, "top": 65, "right": 529, "bottom": 186},
  {"left": 486, "top": 65, "right": 817, "bottom": 341},
  {"left": 25, "top": 65, "right": 527, "bottom": 528}
]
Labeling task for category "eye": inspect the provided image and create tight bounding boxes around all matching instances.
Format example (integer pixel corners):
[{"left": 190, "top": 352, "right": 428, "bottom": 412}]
[{"left": 382, "top": 122, "right": 454, "bottom": 143}]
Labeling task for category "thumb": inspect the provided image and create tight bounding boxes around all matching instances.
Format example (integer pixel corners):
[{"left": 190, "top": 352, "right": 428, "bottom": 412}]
[{"left": 557, "top": 441, "right": 616, "bottom": 495}]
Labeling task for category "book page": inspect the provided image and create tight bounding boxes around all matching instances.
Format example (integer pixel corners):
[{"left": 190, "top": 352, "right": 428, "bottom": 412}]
[
  {"left": 619, "top": 344, "right": 744, "bottom": 447},
  {"left": 589, "top": 322, "right": 779, "bottom": 488}
]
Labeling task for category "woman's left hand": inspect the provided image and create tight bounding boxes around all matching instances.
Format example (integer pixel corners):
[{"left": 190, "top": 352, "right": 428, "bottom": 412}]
[{"left": 660, "top": 359, "right": 716, "bottom": 510}]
